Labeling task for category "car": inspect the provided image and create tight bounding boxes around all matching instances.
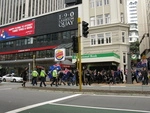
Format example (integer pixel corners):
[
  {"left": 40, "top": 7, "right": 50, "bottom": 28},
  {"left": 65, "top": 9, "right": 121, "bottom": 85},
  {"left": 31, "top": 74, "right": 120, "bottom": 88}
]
[
  {"left": 0, "top": 77, "right": 2, "bottom": 83},
  {"left": 2, "top": 73, "right": 23, "bottom": 82}
]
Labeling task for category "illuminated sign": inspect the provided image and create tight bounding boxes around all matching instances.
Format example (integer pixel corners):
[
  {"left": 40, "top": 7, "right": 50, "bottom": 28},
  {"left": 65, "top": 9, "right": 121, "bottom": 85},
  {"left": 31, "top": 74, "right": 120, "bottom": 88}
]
[
  {"left": 55, "top": 49, "right": 66, "bottom": 61},
  {"left": 0, "top": 20, "right": 35, "bottom": 41}
]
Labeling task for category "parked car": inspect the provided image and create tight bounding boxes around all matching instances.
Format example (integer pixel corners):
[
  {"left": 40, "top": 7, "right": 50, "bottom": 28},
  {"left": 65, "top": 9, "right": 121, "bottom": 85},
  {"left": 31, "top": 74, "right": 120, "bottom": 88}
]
[
  {"left": 0, "top": 77, "right": 2, "bottom": 83},
  {"left": 2, "top": 73, "right": 23, "bottom": 82}
]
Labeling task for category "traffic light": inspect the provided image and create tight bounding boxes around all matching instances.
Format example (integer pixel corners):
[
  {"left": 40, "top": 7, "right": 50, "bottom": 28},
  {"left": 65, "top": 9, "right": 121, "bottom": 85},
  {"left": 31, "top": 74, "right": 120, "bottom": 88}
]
[
  {"left": 82, "top": 21, "right": 89, "bottom": 38},
  {"left": 72, "top": 36, "right": 78, "bottom": 53}
]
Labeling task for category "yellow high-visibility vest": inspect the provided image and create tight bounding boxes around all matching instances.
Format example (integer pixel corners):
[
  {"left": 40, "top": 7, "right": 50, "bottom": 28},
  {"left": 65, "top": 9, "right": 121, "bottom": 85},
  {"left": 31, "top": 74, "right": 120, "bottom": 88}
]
[{"left": 32, "top": 70, "right": 38, "bottom": 77}]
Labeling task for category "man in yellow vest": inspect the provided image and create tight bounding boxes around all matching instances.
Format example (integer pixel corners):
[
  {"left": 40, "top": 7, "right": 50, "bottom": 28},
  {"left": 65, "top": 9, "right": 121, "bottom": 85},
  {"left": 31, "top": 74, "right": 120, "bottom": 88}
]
[
  {"left": 50, "top": 68, "right": 58, "bottom": 87},
  {"left": 40, "top": 68, "right": 47, "bottom": 87},
  {"left": 32, "top": 69, "right": 38, "bottom": 86}
]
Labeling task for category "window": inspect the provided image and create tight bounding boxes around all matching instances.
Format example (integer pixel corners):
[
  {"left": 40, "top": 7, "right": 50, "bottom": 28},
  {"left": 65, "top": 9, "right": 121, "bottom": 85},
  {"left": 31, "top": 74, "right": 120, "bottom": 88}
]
[
  {"left": 97, "top": 33, "right": 104, "bottom": 44},
  {"left": 122, "top": 32, "right": 125, "bottom": 43},
  {"left": 105, "top": 33, "right": 111, "bottom": 44},
  {"left": 123, "top": 53, "right": 126, "bottom": 63},
  {"left": 97, "top": 15, "right": 103, "bottom": 25},
  {"left": 105, "top": 14, "right": 110, "bottom": 24},
  {"left": 96, "top": 0, "right": 102, "bottom": 6},
  {"left": 90, "top": 17, "right": 95, "bottom": 26},
  {"left": 90, "top": 34, "right": 96, "bottom": 45},
  {"left": 121, "top": 13, "right": 124, "bottom": 23},
  {"left": 120, "top": 0, "right": 123, "bottom": 4},
  {"left": 90, "top": 0, "right": 94, "bottom": 8},
  {"left": 104, "top": 0, "right": 109, "bottom": 5}
]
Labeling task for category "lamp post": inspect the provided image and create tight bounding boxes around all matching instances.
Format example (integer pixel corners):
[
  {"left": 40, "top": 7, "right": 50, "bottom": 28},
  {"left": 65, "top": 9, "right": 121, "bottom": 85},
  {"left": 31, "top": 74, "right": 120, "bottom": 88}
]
[
  {"left": 28, "top": 63, "right": 31, "bottom": 82},
  {"left": 127, "top": 52, "right": 132, "bottom": 84}
]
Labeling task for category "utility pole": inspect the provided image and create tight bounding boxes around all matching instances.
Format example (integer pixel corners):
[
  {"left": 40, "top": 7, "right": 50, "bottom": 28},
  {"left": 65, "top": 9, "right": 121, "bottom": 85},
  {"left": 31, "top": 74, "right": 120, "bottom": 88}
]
[{"left": 77, "top": 17, "right": 82, "bottom": 91}]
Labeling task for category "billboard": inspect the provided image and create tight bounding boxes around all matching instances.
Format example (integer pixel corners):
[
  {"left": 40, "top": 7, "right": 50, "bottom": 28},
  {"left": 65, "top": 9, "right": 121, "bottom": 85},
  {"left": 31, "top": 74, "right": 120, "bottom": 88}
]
[
  {"left": 0, "top": 20, "right": 35, "bottom": 41},
  {"left": 35, "top": 7, "right": 78, "bottom": 35},
  {"left": 0, "top": 7, "right": 78, "bottom": 41}
]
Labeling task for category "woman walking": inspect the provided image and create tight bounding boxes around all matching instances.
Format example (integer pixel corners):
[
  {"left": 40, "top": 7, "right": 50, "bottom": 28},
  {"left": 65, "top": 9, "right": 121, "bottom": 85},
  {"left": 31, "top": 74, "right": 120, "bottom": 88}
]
[{"left": 21, "top": 67, "right": 28, "bottom": 87}]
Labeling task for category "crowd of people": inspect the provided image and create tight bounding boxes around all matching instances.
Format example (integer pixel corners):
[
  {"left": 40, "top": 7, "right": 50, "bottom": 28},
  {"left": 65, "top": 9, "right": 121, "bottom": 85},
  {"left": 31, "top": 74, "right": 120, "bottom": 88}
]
[{"left": 20, "top": 66, "right": 150, "bottom": 87}]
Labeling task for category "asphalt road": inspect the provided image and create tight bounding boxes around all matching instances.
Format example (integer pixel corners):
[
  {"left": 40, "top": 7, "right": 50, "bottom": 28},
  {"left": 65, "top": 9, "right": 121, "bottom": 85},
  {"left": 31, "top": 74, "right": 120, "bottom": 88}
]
[{"left": 0, "top": 82, "right": 150, "bottom": 113}]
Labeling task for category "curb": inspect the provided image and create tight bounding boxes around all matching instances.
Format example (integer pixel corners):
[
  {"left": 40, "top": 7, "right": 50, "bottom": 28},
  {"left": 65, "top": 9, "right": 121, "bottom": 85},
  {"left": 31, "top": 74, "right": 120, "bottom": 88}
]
[{"left": 23, "top": 86, "right": 150, "bottom": 96}]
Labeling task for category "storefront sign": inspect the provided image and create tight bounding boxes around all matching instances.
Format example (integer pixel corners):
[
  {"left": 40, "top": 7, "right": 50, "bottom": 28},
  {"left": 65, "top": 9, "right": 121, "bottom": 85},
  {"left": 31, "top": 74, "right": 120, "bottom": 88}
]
[
  {"left": 55, "top": 49, "right": 66, "bottom": 61},
  {"left": 131, "top": 54, "right": 137, "bottom": 60},
  {"left": 35, "top": 7, "right": 78, "bottom": 35},
  {"left": 58, "top": 11, "right": 75, "bottom": 28},
  {"left": 72, "top": 52, "right": 120, "bottom": 59}
]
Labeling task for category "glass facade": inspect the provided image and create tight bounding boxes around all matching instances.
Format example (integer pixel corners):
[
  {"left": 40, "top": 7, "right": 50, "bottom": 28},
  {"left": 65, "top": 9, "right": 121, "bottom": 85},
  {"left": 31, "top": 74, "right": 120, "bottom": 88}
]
[{"left": 0, "top": 30, "right": 77, "bottom": 61}]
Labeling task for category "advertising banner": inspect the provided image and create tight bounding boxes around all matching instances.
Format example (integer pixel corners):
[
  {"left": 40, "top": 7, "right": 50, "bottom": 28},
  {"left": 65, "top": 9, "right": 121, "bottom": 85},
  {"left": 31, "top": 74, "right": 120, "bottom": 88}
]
[
  {"left": 0, "top": 20, "right": 35, "bottom": 41},
  {"left": 35, "top": 7, "right": 78, "bottom": 35},
  {"left": 54, "top": 48, "right": 66, "bottom": 61}
]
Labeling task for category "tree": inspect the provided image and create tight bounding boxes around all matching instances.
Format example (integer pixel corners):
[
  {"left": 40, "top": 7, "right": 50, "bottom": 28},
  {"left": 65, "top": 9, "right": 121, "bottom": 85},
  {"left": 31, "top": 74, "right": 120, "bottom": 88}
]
[
  {"left": 130, "top": 41, "right": 140, "bottom": 67},
  {"left": 130, "top": 41, "right": 140, "bottom": 54}
]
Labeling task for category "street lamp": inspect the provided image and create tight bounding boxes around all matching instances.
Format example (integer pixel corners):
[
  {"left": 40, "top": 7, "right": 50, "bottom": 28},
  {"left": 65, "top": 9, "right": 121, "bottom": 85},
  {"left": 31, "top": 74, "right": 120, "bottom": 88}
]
[
  {"left": 28, "top": 63, "right": 31, "bottom": 82},
  {"left": 127, "top": 52, "right": 132, "bottom": 84}
]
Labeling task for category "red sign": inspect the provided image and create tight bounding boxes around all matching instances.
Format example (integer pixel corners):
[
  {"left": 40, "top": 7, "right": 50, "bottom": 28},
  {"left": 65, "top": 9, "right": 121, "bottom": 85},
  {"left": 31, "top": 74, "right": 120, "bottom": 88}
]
[{"left": 0, "top": 20, "right": 35, "bottom": 40}]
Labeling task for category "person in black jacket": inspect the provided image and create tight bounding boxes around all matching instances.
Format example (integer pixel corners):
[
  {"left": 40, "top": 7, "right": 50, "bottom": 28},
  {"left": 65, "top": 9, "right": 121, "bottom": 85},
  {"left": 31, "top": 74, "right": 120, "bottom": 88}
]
[
  {"left": 141, "top": 67, "right": 148, "bottom": 85},
  {"left": 131, "top": 69, "right": 138, "bottom": 84},
  {"left": 85, "top": 69, "right": 91, "bottom": 85},
  {"left": 75, "top": 69, "right": 79, "bottom": 86},
  {"left": 21, "top": 67, "right": 28, "bottom": 87}
]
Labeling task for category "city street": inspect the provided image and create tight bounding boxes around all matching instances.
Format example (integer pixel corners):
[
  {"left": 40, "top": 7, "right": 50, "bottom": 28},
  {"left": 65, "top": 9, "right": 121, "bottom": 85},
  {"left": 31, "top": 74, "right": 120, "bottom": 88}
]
[{"left": 0, "top": 82, "right": 150, "bottom": 113}]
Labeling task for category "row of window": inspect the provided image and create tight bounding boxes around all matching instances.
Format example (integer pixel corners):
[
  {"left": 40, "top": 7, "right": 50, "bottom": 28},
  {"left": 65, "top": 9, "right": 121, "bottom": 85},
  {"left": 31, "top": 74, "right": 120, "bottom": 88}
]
[
  {"left": 90, "top": 0, "right": 123, "bottom": 8},
  {"left": 129, "top": 1, "right": 137, "bottom": 5},
  {"left": 90, "top": 14, "right": 110, "bottom": 26},
  {"left": 90, "top": 0, "right": 109, "bottom": 8},
  {"left": 90, "top": 32, "right": 111, "bottom": 45},
  {"left": 90, "top": 31, "right": 126, "bottom": 46},
  {"left": 90, "top": 13, "right": 124, "bottom": 26},
  {"left": 0, "top": 30, "right": 77, "bottom": 49},
  {"left": 0, "top": 48, "right": 73, "bottom": 61},
  {"left": 0, "top": 0, "right": 65, "bottom": 25}
]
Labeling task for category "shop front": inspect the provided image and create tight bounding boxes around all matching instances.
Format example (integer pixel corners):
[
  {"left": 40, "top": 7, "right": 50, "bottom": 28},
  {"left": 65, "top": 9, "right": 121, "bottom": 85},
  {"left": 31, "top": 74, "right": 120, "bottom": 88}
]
[{"left": 72, "top": 52, "right": 120, "bottom": 71}]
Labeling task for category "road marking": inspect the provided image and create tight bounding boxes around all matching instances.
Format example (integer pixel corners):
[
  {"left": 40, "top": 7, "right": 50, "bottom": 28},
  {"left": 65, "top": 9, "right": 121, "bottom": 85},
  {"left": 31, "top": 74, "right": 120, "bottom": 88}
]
[
  {"left": 90, "top": 94, "right": 150, "bottom": 99},
  {"left": 6, "top": 94, "right": 82, "bottom": 113},
  {"left": 0, "top": 88, "right": 12, "bottom": 91},
  {"left": 50, "top": 103, "right": 150, "bottom": 113},
  {"left": 101, "top": 85, "right": 126, "bottom": 87}
]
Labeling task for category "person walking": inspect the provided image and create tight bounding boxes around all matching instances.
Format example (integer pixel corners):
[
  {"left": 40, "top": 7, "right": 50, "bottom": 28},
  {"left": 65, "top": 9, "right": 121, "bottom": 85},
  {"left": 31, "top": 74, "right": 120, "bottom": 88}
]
[
  {"left": 39, "top": 68, "right": 47, "bottom": 87},
  {"left": 141, "top": 67, "right": 148, "bottom": 85},
  {"left": 85, "top": 69, "right": 91, "bottom": 86},
  {"left": 21, "top": 67, "right": 28, "bottom": 87},
  {"left": 32, "top": 69, "right": 39, "bottom": 86},
  {"left": 75, "top": 69, "right": 79, "bottom": 86},
  {"left": 50, "top": 68, "right": 58, "bottom": 87}
]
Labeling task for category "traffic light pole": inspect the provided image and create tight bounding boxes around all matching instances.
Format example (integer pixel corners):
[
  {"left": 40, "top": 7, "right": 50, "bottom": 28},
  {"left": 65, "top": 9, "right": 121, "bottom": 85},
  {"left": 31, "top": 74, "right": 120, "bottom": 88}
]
[{"left": 78, "top": 17, "right": 82, "bottom": 91}]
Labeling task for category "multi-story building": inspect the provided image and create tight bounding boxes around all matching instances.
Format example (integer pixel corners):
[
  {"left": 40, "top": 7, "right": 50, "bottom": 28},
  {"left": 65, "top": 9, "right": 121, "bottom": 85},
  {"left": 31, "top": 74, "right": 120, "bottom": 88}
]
[
  {"left": 76, "top": 0, "right": 129, "bottom": 74},
  {"left": 127, "top": 0, "right": 139, "bottom": 42},
  {"left": 0, "top": 0, "right": 129, "bottom": 78},
  {"left": 147, "top": 0, "right": 150, "bottom": 57},
  {"left": 137, "top": 0, "right": 149, "bottom": 57}
]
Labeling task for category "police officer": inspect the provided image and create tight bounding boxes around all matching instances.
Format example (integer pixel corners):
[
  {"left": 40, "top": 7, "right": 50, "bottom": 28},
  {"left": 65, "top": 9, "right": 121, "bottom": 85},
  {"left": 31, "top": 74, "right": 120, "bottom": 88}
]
[
  {"left": 32, "top": 69, "right": 38, "bottom": 86},
  {"left": 40, "top": 68, "right": 47, "bottom": 87},
  {"left": 50, "top": 68, "right": 58, "bottom": 87}
]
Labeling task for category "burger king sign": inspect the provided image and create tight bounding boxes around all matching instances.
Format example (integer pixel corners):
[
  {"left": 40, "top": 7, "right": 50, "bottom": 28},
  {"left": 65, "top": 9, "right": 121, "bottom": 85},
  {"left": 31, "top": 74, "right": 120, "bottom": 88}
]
[{"left": 55, "top": 49, "right": 66, "bottom": 61}]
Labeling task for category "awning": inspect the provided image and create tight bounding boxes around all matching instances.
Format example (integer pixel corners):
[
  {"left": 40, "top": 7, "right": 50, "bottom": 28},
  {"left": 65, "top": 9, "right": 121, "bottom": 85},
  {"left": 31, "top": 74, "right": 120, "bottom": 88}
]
[{"left": 54, "top": 43, "right": 72, "bottom": 49}]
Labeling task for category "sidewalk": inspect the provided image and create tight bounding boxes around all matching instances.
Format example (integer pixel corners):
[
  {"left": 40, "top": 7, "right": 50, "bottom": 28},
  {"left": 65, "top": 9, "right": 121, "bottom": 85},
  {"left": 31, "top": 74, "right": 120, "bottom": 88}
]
[{"left": 24, "top": 82, "right": 150, "bottom": 95}]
